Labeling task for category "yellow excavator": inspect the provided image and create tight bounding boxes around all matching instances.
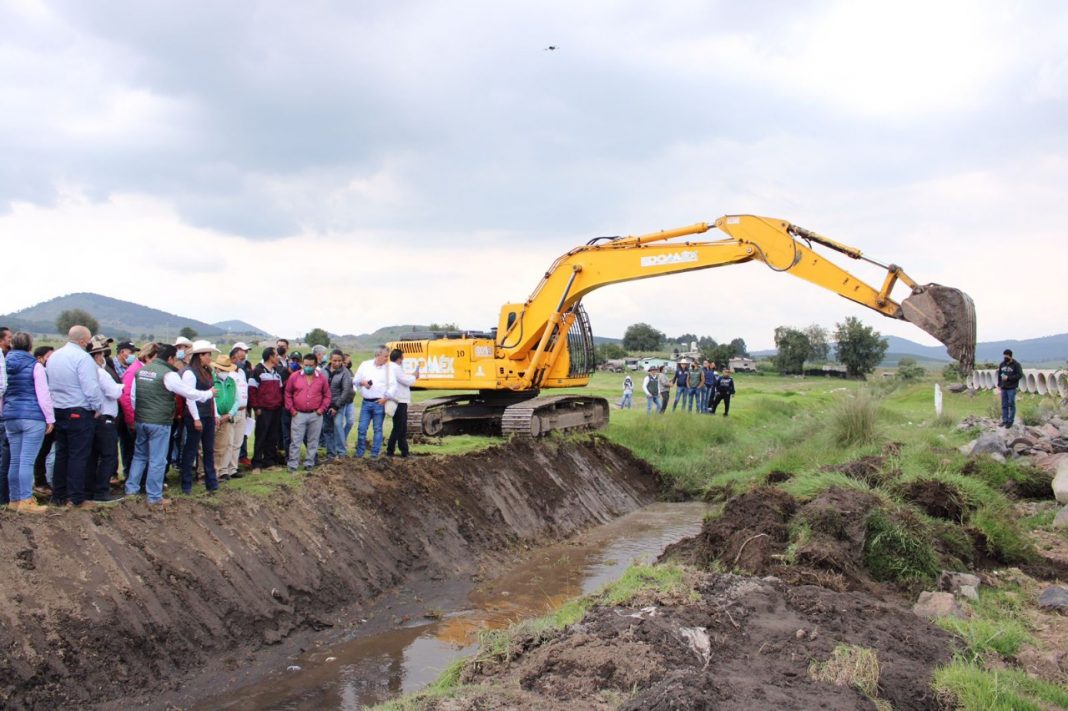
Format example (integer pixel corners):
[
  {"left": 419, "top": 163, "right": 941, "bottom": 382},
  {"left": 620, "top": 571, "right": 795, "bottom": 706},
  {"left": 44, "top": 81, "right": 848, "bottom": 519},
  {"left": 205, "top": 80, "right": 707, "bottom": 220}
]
[{"left": 388, "top": 214, "right": 976, "bottom": 437}]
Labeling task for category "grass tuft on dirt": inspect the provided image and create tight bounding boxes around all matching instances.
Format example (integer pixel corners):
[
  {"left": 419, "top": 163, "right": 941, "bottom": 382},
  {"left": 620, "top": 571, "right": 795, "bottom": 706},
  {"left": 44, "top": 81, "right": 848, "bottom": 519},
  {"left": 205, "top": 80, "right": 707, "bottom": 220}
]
[
  {"left": 862, "top": 508, "right": 939, "bottom": 584},
  {"left": 830, "top": 389, "right": 883, "bottom": 447},
  {"left": 808, "top": 644, "right": 890, "bottom": 710}
]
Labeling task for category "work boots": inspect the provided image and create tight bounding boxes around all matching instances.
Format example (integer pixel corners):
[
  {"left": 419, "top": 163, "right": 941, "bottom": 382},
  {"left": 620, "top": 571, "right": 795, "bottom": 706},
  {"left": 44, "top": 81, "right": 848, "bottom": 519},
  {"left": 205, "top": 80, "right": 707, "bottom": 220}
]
[{"left": 12, "top": 498, "right": 49, "bottom": 515}]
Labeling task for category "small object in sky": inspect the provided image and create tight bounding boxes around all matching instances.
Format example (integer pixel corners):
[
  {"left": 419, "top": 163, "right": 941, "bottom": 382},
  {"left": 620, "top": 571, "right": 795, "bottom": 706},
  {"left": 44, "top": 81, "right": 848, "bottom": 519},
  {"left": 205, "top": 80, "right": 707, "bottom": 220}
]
[{"left": 544, "top": 45, "right": 559, "bottom": 51}]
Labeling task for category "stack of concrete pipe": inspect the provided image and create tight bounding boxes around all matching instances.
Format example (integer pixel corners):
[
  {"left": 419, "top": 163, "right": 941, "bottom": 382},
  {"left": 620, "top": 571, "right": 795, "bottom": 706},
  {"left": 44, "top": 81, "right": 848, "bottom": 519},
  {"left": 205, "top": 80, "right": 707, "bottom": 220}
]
[{"left": 969, "top": 369, "right": 1068, "bottom": 397}]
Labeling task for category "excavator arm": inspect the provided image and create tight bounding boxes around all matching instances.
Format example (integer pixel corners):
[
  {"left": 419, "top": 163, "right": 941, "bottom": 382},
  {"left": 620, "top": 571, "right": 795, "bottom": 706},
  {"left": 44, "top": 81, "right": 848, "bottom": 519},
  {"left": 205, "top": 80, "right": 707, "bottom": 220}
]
[{"left": 500, "top": 214, "right": 975, "bottom": 389}]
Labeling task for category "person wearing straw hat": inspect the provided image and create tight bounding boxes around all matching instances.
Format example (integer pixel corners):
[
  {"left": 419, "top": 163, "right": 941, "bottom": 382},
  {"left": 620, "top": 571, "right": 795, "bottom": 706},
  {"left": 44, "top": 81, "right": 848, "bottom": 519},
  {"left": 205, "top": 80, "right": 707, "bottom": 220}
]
[
  {"left": 180, "top": 340, "right": 220, "bottom": 494},
  {"left": 86, "top": 335, "right": 125, "bottom": 503},
  {"left": 211, "top": 353, "right": 245, "bottom": 481}
]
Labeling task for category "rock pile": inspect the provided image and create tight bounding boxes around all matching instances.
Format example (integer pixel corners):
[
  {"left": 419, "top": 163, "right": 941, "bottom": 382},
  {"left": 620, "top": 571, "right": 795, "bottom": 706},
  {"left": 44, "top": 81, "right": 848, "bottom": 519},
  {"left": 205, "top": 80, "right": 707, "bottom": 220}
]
[{"left": 958, "top": 415, "right": 1068, "bottom": 514}]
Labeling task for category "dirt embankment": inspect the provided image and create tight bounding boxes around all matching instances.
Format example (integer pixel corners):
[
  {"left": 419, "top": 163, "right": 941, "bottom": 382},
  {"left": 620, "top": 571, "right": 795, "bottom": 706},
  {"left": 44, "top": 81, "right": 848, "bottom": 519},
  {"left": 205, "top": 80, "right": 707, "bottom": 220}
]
[
  {"left": 0, "top": 437, "right": 660, "bottom": 709},
  {"left": 431, "top": 573, "right": 956, "bottom": 710}
]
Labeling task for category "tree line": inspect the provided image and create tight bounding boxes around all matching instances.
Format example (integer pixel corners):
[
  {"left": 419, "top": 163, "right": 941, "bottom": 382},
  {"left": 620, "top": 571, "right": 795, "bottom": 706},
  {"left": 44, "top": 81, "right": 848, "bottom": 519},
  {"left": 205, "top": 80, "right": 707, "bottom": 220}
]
[{"left": 774, "top": 316, "right": 888, "bottom": 377}]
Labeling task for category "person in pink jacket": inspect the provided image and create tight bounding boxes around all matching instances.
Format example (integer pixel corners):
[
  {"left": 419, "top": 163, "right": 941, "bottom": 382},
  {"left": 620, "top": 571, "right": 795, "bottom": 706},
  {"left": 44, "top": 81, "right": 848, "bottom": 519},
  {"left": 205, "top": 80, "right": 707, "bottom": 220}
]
[{"left": 120, "top": 343, "right": 158, "bottom": 428}]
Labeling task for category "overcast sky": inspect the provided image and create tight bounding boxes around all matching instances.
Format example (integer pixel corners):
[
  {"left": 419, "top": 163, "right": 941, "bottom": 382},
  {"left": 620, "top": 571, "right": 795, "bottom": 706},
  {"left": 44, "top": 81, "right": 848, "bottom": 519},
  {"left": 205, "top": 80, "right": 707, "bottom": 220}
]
[{"left": 2, "top": 1, "right": 1066, "bottom": 349}]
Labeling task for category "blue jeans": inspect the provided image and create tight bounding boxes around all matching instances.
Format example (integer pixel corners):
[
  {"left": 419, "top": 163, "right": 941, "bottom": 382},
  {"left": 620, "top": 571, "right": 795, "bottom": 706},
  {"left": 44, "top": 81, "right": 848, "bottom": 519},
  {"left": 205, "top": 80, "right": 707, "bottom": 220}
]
[
  {"left": 327, "top": 408, "right": 348, "bottom": 457},
  {"left": 619, "top": 392, "right": 632, "bottom": 409},
  {"left": 672, "top": 386, "right": 687, "bottom": 411},
  {"left": 6, "top": 419, "right": 46, "bottom": 502},
  {"left": 343, "top": 402, "right": 355, "bottom": 441},
  {"left": 1001, "top": 387, "right": 1018, "bottom": 426},
  {"left": 646, "top": 394, "right": 660, "bottom": 413},
  {"left": 126, "top": 423, "right": 171, "bottom": 503},
  {"left": 356, "top": 400, "right": 385, "bottom": 458},
  {"left": 697, "top": 385, "right": 710, "bottom": 413}
]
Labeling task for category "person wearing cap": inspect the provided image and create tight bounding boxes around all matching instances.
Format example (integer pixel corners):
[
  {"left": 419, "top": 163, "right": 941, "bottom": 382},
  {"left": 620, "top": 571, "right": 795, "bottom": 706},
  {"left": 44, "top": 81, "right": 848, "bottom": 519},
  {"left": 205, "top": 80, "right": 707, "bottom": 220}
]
[
  {"left": 2, "top": 332, "right": 54, "bottom": 514},
  {"left": 111, "top": 341, "right": 138, "bottom": 379},
  {"left": 212, "top": 353, "right": 247, "bottom": 481},
  {"left": 87, "top": 335, "right": 126, "bottom": 503},
  {"left": 285, "top": 352, "right": 331, "bottom": 471},
  {"left": 997, "top": 349, "right": 1024, "bottom": 428},
  {"left": 230, "top": 342, "right": 252, "bottom": 467},
  {"left": 709, "top": 368, "right": 736, "bottom": 417},
  {"left": 657, "top": 366, "right": 672, "bottom": 414},
  {"left": 180, "top": 340, "right": 221, "bottom": 494},
  {"left": 45, "top": 325, "right": 104, "bottom": 507},
  {"left": 642, "top": 366, "right": 661, "bottom": 414},
  {"left": 249, "top": 347, "right": 285, "bottom": 472},
  {"left": 127, "top": 344, "right": 215, "bottom": 506}
]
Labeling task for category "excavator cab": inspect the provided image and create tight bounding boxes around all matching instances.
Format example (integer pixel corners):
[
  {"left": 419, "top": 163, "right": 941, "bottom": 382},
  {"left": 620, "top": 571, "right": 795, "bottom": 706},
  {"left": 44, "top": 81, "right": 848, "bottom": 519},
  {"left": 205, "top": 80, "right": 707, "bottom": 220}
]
[{"left": 901, "top": 284, "right": 977, "bottom": 372}]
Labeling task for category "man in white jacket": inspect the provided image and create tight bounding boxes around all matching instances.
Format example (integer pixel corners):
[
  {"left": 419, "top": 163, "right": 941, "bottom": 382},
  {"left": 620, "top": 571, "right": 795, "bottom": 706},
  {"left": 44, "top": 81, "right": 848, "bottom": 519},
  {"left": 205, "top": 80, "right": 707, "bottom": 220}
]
[{"left": 384, "top": 348, "right": 420, "bottom": 457}]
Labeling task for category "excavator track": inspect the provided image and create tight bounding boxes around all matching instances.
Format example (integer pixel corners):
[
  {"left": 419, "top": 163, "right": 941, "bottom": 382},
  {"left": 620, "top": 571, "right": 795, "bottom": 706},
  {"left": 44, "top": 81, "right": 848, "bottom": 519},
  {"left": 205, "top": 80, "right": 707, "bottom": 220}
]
[
  {"left": 408, "top": 393, "right": 610, "bottom": 438},
  {"left": 500, "top": 395, "right": 610, "bottom": 438}
]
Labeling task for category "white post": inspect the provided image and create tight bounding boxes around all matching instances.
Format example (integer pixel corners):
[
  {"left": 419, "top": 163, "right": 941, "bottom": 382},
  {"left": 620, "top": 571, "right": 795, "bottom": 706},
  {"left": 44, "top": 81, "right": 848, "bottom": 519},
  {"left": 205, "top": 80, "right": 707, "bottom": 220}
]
[{"left": 934, "top": 383, "right": 943, "bottom": 417}]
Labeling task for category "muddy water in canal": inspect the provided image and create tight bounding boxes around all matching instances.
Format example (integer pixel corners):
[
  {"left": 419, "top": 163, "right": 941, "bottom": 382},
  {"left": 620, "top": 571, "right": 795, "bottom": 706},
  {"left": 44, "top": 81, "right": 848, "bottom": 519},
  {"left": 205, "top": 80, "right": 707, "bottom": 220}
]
[{"left": 196, "top": 502, "right": 708, "bottom": 710}]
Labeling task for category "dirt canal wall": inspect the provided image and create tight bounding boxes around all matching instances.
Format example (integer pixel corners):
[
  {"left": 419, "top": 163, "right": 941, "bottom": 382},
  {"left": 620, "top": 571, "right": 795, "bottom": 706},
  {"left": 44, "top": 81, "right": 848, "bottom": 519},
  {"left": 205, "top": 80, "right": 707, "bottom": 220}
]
[{"left": 0, "top": 437, "right": 660, "bottom": 709}]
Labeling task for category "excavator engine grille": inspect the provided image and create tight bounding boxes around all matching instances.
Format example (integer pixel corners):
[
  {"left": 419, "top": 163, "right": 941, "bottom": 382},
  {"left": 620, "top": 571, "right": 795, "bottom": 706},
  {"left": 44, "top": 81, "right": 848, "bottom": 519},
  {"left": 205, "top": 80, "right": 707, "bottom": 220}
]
[{"left": 566, "top": 303, "right": 596, "bottom": 378}]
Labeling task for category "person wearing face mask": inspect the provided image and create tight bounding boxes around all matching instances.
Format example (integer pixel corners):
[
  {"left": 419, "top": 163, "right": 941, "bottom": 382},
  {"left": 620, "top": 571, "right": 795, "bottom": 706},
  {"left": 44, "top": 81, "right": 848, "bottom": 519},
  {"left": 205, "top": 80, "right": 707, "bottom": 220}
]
[
  {"left": 229, "top": 343, "right": 252, "bottom": 468},
  {"left": 44, "top": 325, "right": 104, "bottom": 508},
  {"left": 111, "top": 341, "right": 141, "bottom": 480},
  {"left": 169, "top": 336, "right": 194, "bottom": 470},
  {"left": 284, "top": 353, "right": 331, "bottom": 472}
]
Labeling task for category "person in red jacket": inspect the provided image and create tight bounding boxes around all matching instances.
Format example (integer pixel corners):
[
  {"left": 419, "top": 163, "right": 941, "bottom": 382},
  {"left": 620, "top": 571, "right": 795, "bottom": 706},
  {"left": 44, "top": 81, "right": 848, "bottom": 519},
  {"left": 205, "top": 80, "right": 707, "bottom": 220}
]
[
  {"left": 284, "top": 352, "right": 331, "bottom": 472},
  {"left": 248, "top": 347, "right": 285, "bottom": 472}
]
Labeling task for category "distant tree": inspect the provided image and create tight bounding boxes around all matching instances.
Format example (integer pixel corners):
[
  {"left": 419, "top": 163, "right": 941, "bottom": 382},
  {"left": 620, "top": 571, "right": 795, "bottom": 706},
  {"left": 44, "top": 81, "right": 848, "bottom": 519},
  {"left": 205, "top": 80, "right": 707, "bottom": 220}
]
[
  {"left": 179, "top": 326, "right": 198, "bottom": 340},
  {"left": 896, "top": 357, "right": 926, "bottom": 381},
  {"left": 622, "top": 323, "right": 664, "bottom": 351},
  {"left": 729, "top": 337, "right": 749, "bottom": 358},
  {"left": 803, "top": 324, "right": 830, "bottom": 362},
  {"left": 674, "top": 333, "right": 698, "bottom": 346},
  {"left": 834, "top": 317, "right": 888, "bottom": 378},
  {"left": 707, "top": 344, "right": 736, "bottom": 369},
  {"left": 56, "top": 308, "right": 99, "bottom": 336},
  {"left": 305, "top": 328, "right": 331, "bottom": 348},
  {"left": 774, "top": 326, "right": 812, "bottom": 374},
  {"left": 595, "top": 342, "right": 628, "bottom": 365},
  {"left": 428, "top": 322, "right": 459, "bottom": 331}
]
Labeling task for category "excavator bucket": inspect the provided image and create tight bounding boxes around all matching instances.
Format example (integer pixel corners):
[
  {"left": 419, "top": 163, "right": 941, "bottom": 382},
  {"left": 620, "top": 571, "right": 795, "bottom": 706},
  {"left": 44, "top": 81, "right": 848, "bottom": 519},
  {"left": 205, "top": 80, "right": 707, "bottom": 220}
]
[{"left": 901, "top": 284, "right": 976, "bottom": 372}]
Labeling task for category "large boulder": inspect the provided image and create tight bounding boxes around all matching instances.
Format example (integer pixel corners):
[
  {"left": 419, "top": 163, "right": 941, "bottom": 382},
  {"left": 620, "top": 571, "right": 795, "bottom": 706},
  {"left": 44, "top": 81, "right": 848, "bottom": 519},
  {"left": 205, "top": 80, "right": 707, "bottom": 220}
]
[
  {"left": 913, "top": 591, "right": 966, "bottom": 619},
  {"left": 1054, "top": 461, "right": 1068, "bottom": 505},
  {"left": 969, "top": 432, "right": 1010, "bottom": 458},
  {"left": 1038, "top": 586, "right": 1068, "bottom": 613},
  {"left": 1053, "top": 505, "right": 1068, "bottom": 530}
]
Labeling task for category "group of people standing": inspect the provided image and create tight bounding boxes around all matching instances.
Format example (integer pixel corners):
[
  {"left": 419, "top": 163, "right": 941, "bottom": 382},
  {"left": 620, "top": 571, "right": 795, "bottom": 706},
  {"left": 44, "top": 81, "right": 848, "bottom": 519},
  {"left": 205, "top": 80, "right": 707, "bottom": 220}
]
[
  {"left": 620, "top": 359, "right": 736, "bottom": 416},
  {"left": 0, "top": 324, "right": 420, "bottom": 513}
]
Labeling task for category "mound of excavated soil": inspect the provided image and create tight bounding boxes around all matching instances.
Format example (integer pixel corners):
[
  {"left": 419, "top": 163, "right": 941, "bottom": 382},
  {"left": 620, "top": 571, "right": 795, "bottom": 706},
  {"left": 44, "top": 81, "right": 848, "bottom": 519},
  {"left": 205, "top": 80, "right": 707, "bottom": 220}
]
[
  {"left": 431, "top": 573, "right": 956, "bottom": 711},
  {"left": 663, "top": 486, "right": 888, "bottom": 593},
  {"left": 0, "top": 437, "right": 659, "bottom": 710}
]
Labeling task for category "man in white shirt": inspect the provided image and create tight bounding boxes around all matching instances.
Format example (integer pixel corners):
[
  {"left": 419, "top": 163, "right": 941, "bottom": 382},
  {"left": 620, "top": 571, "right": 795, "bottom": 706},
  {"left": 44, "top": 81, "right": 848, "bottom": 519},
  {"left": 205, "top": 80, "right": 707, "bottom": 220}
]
[{"left": 353, "top": 346, "right": 390, "bottom": 459}]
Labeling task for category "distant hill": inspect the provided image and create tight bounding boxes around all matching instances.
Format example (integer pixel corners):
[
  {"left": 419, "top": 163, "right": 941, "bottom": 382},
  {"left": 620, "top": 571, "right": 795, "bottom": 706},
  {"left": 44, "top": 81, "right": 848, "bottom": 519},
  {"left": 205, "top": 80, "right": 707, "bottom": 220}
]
[
  {"left": 213, "top": 320, "right": 269, "bottom": 337},
  {"left": 1, "top": 293, "right": 267, "bottom": 340}
]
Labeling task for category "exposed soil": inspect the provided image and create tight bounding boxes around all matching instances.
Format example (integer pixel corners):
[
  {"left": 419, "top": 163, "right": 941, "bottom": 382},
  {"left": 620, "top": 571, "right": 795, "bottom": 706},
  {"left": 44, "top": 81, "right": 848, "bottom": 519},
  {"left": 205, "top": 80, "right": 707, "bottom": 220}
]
[
  {"left": 822, "top": 455, "right": 891, "bottom": 488},
  {"left": 425, "top": 573, "right": 957, "bottom": 710},
  {"left": 0, "top": 437, "right": 660, "bottom": 710},
  {"left": 902, "top": 479, "right": 966, "bottom": 521}
]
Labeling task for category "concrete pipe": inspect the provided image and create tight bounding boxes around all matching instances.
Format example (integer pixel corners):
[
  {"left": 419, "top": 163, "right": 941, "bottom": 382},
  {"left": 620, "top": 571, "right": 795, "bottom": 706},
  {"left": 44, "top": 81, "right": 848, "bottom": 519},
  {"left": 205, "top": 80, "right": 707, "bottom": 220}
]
[
  {"left": 1057, "top": 372, "right": 1068, "bottom": 398},
  {"left": 1024, "top": 370, "right": 1038, "bottom": 394},
  {"left": 1037, "top": 371, "right": 1049, "bottom": 396},
  {"left": 983, "top": 370, "right": 996, "bottom": 389}
]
